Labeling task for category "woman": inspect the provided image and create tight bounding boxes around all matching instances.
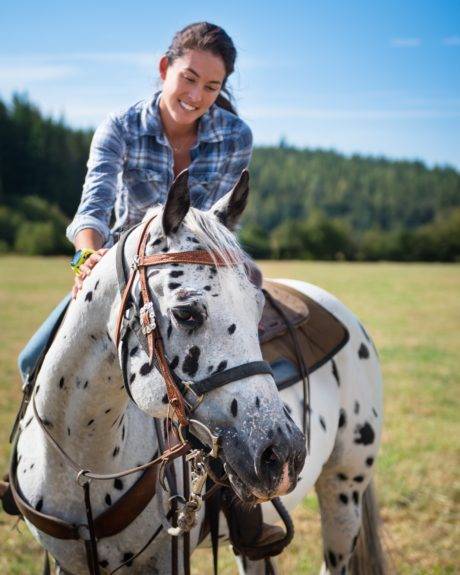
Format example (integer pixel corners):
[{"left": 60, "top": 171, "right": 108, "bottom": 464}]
[{"left": 18, "top": 21, "right": 254, "bottom": 381}]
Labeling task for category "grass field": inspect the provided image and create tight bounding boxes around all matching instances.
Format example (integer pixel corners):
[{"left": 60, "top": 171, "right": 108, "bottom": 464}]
[{"left": 0, "top": 256, "right": 458, "bottom": 574}]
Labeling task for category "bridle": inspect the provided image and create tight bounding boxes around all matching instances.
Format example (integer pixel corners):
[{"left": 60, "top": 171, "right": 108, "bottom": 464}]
[{"left": 114, "top": 214, "right": 274, "bottom": 434}]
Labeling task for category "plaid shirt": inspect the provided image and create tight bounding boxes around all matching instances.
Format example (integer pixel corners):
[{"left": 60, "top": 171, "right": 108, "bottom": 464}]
[{"left": 66, "top": 91, "right": 253, "bottom": 246}]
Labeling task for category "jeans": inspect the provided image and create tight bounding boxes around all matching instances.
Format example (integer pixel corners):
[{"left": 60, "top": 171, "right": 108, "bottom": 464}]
[{"left": 18, "top": 293, "right": 72, "bottom": 384}]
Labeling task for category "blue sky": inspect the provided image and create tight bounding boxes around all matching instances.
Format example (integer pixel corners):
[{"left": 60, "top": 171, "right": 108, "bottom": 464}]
[{"left": 1, "top": 0, "right": 459, "bottom": 168}]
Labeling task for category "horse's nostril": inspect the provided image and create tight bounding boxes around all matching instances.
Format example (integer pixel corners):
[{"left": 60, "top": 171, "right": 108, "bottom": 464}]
[{"left": 261, "top": 445, "right": 279, "bottom": 468}]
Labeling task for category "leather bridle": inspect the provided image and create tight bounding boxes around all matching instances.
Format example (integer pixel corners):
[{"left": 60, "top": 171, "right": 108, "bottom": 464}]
[{"left": 114, "top": 214, "right": 274, "bottom": 432}]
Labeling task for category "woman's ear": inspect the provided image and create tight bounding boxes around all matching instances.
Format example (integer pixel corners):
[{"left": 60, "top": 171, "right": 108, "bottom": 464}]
[{"left": 159, "top": 56, "right": 169, "bottom": 81}]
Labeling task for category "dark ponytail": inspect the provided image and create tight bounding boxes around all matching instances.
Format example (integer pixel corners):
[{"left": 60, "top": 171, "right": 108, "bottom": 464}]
[{"left": 165, "top": 22, "right": 238, "bottom": 115}]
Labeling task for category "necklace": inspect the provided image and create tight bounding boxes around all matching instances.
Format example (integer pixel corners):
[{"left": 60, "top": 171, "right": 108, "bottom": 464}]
[{"left": 167, "top": 132, "right": 196, "bottom": 153}]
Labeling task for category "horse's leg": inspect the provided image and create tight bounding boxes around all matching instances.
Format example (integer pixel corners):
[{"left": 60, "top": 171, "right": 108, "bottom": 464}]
[
  {"left": 315, "top": 463, "right": 369, "bottom": 575},
  {"left": 234, "top": 554, "right": 279, "bottom": 575}
]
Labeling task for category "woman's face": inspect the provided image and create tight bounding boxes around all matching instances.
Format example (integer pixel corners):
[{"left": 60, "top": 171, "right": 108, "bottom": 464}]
[{"left": 159, "top": 49, "right": 226, "bottom": 127}]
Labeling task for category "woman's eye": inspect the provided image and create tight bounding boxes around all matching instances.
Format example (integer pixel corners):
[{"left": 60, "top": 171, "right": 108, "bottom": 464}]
[{"left": 184, "top": 76, "right": 195, "bottom": 83}]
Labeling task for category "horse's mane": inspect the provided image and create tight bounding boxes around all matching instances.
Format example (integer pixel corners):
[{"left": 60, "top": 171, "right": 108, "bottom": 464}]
[{"left": 145, "top": 205, "right": 248, "bottom": 270}]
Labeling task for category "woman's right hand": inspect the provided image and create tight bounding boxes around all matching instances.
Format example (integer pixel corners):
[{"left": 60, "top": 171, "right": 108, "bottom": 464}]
[{"left": 72, "top": 248, "right": 109, "bottom": 299}]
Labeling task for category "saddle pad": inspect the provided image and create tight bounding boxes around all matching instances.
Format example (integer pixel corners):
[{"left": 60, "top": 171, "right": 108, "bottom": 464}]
[
  {"left": 261, "top": 281, "right": 349, "bottom": 378},
  {"left": 259, "top": 281, "right": 309, "bottom": 343}
]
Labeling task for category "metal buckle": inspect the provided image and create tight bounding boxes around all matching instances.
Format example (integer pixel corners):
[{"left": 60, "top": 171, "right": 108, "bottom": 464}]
[
  {"left": 182, "top": 381, "right": 204, "bottom": 411},
  {"left": 140, "top": 302, "right": 156, "bottom": 335},
  {"left": 130, "top": 254, "right": 140, "bottom": 270}
]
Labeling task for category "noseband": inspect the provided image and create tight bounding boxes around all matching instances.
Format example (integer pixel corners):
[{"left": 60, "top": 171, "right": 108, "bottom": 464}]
[{"left": 114, "top": 215, "right": 273, "bottom": 429}]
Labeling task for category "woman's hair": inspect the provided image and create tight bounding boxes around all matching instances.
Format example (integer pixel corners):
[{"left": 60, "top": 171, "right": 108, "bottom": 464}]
[{"left": 165, "top": 22, "right": 238, "bottom": 115}]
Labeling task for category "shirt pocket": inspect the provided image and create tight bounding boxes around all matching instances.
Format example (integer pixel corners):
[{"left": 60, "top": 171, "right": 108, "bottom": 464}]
[{"left": 123, "top": 168, "right": 165, "bottom": 209}]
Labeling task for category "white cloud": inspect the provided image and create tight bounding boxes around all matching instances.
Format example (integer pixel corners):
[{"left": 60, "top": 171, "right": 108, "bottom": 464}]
[
  {"left": 442, "top": 36, "right": 460, "bottom": 46},
  {"left": 390, "top": 38, "right": 422, "bottom": 48}
]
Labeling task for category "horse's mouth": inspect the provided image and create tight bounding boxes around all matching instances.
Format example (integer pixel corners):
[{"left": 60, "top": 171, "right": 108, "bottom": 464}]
[{"left": 223, "top": 461, "right": 273, "bottom": 504}]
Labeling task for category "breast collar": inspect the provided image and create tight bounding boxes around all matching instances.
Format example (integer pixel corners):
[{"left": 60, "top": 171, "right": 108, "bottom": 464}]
[{"left": 114, "top": 215, "right": 273, "bottom": 429}]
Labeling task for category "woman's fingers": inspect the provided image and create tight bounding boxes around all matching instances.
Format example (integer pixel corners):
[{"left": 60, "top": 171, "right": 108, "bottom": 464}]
[{"left": 72, "top": 248, "right": 109, "bottom": 298}]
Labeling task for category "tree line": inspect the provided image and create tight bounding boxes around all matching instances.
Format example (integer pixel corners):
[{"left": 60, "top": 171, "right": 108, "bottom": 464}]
[{"left": 0, "top": 95, "right": 459, "bottom": 261}]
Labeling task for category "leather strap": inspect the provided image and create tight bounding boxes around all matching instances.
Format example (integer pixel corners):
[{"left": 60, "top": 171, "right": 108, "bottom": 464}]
[{"left": 188, "top": 361, "right": 273, "bottom": 396}]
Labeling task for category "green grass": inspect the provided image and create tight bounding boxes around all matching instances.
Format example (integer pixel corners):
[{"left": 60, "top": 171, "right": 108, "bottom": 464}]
[{"left": 0, "top": 257, "right": 459, "bottom": 574}]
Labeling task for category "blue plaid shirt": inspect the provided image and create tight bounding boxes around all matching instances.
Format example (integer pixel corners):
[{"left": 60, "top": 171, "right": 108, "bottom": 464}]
[{"left": 66, "top": 91, "right": 253, "bottom": 246}]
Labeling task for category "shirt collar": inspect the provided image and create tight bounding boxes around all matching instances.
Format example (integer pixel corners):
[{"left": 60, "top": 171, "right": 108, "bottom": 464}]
[{"left": 142, "top": 91, "right": 225, "bottom": 144}]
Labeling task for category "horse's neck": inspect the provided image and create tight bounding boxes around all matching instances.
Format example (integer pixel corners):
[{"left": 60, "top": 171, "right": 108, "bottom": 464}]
[{"left": 33, "top": 250, "right": 133, "bottom": 471}]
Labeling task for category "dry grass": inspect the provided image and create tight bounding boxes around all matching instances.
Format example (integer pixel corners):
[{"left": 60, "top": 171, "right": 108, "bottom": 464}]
[{"left": 0, "top": 257, "right": 458, "bottom": 574}]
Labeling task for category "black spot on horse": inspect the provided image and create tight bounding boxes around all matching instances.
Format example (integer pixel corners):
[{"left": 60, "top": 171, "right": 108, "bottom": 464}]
[
  {"left": 366, "top": 457, "right": 374, "bottom": 467},
  {"left": 228, "top": 323, "right": 236, "bottom": 335},
  {"left": 352, "top": 491, "right": 360, "bottom": 505},
  {"left": 94, "top": 280, "right": 100, "bottom": 291},
  {"left": 358, "top": 343, "right": 370, "bottom": 359},
  {"left": 25, "top": 416, "right": 33, "bottom": 428},
  {"left": 170, "top": 270, "right": 184, "bottom": 278},
  {"left": 167, "top": 321, "right": 173, "bottom": 338},
  {"left": 85, "top": 291, "right": 93, "bottom": 303},
  {"left": 212, "top": 294, "right": 219, "bottom": 297},
  {"left": 129, "top": 346, "right": 139, "bottom": 357},
  {"left": 90, "top": 334, "right": 97, "bottom": 341},
  {"left": 35, "top": 498, "right": 43, "bottom": 512},
  {"left": 207, "top": 365, "right": 214, "bottom": 373},
  {"left": 114, "top": 478, "right": 124, "bottom": 491},
  {"left": 339, "top": 493, "right": 349, "bottom": 505},
  {"left": 203, "top": 285, "right": 212, "bottom": 291},
  {"left": 59, "top": 377, "right": 65, "bottom": 389},
  {"left": 337, "top": 472, "right": 348, "bottom": 481},
  {"left": 129, "top": 373, "right": 136, "bottom": 384},
  {"left": 277, "top": 426, "right": 283, "bottom": 436},
  {"left": 170, "top": 355, "right": 179, "bottom": 370},
  {"left": 351, "top": 533, "right": 359, "bottom": 551},
  {"left": 191, "top": 237, "right": 199, "bottom": 244},
  {"left": 105, "top": 408, "right": 112, "bottom": 414},
  {"left": 286, "top": 422, "right": 292, "bottom": 433},
  {"left": 87, "top": 419, "right": 95, "bottom": 426},
  {"left": 354, "top": 401, "right": 360, "bottom": 414},
  {"left": 182, "top": 346, "right": 201, "bottom": 377},
  {"left": 354, "top": 422, "right": 375, "bottom": 445},
  {"left": 161, "top": 246, "right": 169, "bottom": 253},
  {"left": 105, "top": 493, "right": 112, "bottom": 506},
  {"left": 99, "top": 559, "right": 109, "bottom": 568},
  {"left": 331, "top": 359, "right": 340, "bottom": 386},
  {"left": 140, "top": 362, "right": 153, "bottom": 376},
  {"left": 354, "top": 475, "right": 365, "bottom": 482},
  {"left": 168, "top": 282, "right": 181, "bottom": 290},
  {"left": 112, "top": 446, "right": 120, "bottom": 457},
  {"left": 256, "top": 397, "right": 260, "bottom": 409},
  {"left": 338, "top": 409, "right": 347, "bottom": 428},
  {"left": 284, "top": 402, "right": 291, "bottom": 414},
  {"left": 372, "top": 407, "right": 378, "bottom": 417},
  {"left": 83, "top": 380, "right": 89, "bottom": 389},
  {"left": 67, "top": 427, "right": 71, "bottom": 436},
  {"left": 328, "top": 550, "right": 337, "bottom": 568},
  {"left": 122, "top": 552, "right": 134, "bottom": 567},
  {"left": 216, "top": 360, "right": 227, "bottom": 373},
  {"left": 230, "top": 399, "right": 238, "bottom": 417},
  {"left": 121, "top": 425, "right": 125, "bottom": 441},
  {"left": 152, "top": 237, "right": 162, "bottom": 246},
  {"left": 319, "top": 416, "right": 327, "bottom": 431}
]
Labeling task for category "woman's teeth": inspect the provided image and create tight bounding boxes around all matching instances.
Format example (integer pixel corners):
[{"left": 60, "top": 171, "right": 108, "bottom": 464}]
[{"left": 179, "top": 100, "right": 197, "bottom": 112}]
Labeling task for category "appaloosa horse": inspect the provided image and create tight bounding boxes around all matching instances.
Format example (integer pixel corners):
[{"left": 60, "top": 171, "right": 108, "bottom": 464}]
[{"left": 11, "top": 171, "right": 386, "bottom": 574}]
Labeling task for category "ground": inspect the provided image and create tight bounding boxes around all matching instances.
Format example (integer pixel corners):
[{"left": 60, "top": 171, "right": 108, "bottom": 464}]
[{"left": 0, "top": 257, "right": 458, "bottom": 574}]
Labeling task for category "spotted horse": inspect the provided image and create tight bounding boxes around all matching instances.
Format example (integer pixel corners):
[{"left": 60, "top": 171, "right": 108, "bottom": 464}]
[{"left": 2, "top": 170, "right": 387, "bottom": 574}]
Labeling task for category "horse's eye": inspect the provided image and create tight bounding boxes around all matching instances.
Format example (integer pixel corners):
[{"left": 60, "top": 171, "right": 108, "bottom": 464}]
[{"left": 172, "top": 306, "right": 203, "bottom": 328}]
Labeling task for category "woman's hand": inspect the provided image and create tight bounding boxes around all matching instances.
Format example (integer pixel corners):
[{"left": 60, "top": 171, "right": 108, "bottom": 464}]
[{"left": 72, "top": 248, "right": 109, "bottom": 299}]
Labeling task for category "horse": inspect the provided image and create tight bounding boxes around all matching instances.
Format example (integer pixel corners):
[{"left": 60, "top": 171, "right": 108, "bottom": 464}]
[{"left": 11, "top": 171, "right": 385, "bottom": 575}]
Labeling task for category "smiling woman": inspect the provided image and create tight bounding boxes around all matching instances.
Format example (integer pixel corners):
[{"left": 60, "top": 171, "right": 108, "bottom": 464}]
[{"left": 18, "top": 21, "right": 256, "bottom": 384}]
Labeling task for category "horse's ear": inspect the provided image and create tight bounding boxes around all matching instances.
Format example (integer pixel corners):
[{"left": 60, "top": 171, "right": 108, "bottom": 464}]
[
  {"left": 162, "top": 169, "right": 190, "bottom": 236},
  {"left": 211, "top": 170, "right": 249, "bottom": 230}
]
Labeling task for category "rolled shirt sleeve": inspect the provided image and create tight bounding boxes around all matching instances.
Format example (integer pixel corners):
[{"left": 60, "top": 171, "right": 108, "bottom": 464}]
[{"left": 66, "top": 114, "right": 126, "bottom": 246}]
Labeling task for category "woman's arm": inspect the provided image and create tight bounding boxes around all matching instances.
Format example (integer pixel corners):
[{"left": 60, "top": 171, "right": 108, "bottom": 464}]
[{"left": 66, "top": 114, "right": 127, "bottom": 247}]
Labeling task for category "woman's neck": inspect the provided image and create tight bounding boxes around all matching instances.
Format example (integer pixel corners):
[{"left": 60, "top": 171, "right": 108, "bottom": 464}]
[{"left": 159, "top": 97, "right": 198, "bottom": 140}]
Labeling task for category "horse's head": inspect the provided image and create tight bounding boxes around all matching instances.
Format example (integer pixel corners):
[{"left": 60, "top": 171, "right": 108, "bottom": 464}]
[{"left": 120, "top": 171, "right": 306, "bottom": 503}]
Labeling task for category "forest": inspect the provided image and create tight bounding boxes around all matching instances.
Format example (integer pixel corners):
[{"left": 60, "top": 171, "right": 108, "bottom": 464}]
[{"left": 1, "top": 95, "right": 459, "bottom": 261}]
